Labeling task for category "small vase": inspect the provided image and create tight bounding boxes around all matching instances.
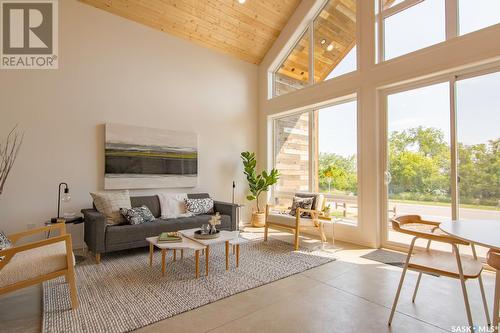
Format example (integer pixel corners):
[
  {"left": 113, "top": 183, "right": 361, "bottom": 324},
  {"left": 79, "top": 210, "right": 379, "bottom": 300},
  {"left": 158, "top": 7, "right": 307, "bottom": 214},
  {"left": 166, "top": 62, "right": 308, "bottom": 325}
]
[{"left": 210, "top": 225, "right": 217, "bottom": 234}]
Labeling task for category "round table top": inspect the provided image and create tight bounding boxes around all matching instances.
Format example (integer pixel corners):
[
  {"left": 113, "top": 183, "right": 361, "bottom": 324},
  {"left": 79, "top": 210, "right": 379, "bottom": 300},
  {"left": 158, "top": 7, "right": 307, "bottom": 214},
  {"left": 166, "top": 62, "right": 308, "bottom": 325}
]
[{"left": 439, "top": 220, "right": 500, "bottom": 251}]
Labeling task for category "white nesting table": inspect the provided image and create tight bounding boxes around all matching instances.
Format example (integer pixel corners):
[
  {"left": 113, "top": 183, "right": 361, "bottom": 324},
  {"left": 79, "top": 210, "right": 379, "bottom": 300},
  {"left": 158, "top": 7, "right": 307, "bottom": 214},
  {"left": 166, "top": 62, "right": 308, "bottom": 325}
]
[
  {"left": 180, "top": 228, "right": 241, "bottom": 275},
  {"left": 146, "top": 235, "right": 206, "bottom": 278}
]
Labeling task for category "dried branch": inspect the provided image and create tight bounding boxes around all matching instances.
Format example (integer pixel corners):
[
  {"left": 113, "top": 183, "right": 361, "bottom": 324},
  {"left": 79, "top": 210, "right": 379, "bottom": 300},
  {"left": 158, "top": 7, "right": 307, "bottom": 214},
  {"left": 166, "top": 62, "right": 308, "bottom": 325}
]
[{"left": 0, "top": 125, "right": 24, "bottom": 196}]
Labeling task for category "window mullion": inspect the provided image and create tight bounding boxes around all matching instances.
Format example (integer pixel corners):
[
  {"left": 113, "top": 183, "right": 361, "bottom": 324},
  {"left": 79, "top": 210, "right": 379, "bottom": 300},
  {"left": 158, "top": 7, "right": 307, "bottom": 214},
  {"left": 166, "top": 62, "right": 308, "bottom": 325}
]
[
  {"left": 378, "top": 0, "right": 385, "bottom": 63},
  {"left": 450, "top": 77, "right": 459, "bottom": 220},
  {"left": 308, "top": 23, "right": 314, "bottom": 86},
  {"left": 445, "top": 0, "right": 458, "bottom": 39}
]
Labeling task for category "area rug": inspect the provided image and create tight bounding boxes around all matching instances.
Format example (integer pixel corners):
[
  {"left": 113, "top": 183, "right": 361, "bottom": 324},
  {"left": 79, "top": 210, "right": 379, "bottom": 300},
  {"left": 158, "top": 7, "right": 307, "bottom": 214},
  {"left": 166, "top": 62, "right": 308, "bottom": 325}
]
[
  {"left": 361, "top": 249, "right": 439, "bottom": 277},
  {"left": 42, "top": 239, "right": 335, "bottom": 333},
  {"left": 361, "top": 249, "right": 407, "bottom": 267}
]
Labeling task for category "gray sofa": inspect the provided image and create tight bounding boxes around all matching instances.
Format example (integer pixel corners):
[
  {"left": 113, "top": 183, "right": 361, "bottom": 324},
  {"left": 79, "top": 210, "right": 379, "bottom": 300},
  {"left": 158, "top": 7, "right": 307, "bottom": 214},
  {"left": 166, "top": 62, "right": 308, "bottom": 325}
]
[{"left": 82, "top": 193, "right": 238, "bottom": 263}]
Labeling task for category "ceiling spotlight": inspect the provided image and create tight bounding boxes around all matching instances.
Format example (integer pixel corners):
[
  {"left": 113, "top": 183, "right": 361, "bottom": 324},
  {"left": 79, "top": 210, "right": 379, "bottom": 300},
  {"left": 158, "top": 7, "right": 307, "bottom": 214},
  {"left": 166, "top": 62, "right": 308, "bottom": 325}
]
[
  {"left": 238, "top": 0, "right": 246, "bottom": 3},
  {"left": 320, "top": 39, "right": 326, "bottom": 45},
  {"left": 326, "top": 44, "right": 334, "bottom": 52}
]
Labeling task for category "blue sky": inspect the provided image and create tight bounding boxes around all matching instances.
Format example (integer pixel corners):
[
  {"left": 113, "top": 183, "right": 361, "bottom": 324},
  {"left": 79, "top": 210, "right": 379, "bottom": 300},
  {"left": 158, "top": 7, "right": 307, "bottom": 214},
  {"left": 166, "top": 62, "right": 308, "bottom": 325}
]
[{"left": 319, "top": 0, "right": 500, "bottom": 156}]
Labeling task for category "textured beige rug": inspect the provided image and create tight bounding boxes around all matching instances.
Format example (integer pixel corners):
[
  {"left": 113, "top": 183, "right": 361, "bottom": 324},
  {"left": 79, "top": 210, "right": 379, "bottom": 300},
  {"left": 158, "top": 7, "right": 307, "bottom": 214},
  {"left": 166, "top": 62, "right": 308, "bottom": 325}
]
[{"left": 43, "top": 239, "right": 335, "bottom": 333}]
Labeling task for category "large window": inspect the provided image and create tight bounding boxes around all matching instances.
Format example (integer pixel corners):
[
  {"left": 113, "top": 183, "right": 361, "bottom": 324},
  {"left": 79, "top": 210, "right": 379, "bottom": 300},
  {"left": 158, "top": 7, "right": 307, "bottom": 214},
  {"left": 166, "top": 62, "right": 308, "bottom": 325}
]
[
  {"left": 313, "top": 1, "right": 357, "bottom": 83},
  {"left": 318, "top": 101, "right": 358, "bottom": 224},
  {"left": 459, "top": 0, "right": 500, "bottom": 36},
  {"left": 273, "top": 99, "right": 359, "bottom": 226},
  {"left": 377, "top": 0, "right": 500, "bottom": 62},
  {"left": 456, "top": 71, "right": 500, "bottom": 221},
  {"left": 273, "top": 0, "right": 357, "bottom": 97},
  {"left": 383, "top": 70, "right": 500, "bottom": 257},
  {"left": 383, "top": 0, "right": 445, "bottom": 60}
]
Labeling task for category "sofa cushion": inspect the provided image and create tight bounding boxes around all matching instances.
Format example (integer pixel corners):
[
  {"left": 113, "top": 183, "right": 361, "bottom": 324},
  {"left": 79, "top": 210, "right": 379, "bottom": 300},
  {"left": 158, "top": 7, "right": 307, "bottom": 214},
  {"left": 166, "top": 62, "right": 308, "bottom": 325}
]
[
  {"left": 158, "top": 193, "right": 192, "bottom": 219},
  {"left": 105, "top": 214, "right": 231, "bottom": 247},
  {"left": 266, "top": 213, "right": 315, "bottom": 228},
  {"left": 130, "top": 195, "right": 161, "bottom": 218},
  {"left": 91, "top": 190, "right": 131, "bottom": 225},
  {"left": 120, "top": 205, "right": 155, "bottom": 225},
  {"left": 0, "top": 241, "right": 70, "bottom": 288},
  {"left": 187, "top": 193, "right": 210, "bottom": 199},
  {"left": 185, "top": 198, "right": 214, "bottom": 215},
  {"left": 295, "top": 192, "right": 325, "bottom": 211},
  {"left": 289, "top": 196, "right": 314, "bottom": 217}
]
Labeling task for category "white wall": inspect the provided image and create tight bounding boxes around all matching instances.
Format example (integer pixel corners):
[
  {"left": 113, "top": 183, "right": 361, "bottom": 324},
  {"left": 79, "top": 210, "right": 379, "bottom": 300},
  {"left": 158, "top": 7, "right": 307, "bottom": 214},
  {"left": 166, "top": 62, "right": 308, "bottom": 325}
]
[{"left": 0, "top": 0, "right": 258, "bottom": 247}]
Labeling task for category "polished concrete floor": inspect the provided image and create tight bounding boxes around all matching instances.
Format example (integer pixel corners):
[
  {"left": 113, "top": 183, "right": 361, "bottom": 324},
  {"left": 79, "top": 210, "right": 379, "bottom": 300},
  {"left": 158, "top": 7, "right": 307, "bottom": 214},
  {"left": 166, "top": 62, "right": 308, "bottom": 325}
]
[{"left": 0, "top": 229, "right": 496, "bottom": 333}]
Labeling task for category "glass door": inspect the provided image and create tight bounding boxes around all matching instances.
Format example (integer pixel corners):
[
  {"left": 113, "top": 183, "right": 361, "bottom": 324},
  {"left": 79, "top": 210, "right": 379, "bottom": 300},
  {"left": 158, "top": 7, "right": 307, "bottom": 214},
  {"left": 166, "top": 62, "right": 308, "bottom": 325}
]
[
  {"left": 455, "top": 71, "right": 500, "bottom": 258},
  {"left": 383, "top": 69, "right": 500, "bottom": 256}
]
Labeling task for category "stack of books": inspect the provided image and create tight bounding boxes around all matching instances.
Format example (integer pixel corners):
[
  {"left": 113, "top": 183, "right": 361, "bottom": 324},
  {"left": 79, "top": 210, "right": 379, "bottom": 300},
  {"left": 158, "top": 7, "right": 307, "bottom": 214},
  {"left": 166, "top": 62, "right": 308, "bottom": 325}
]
[{"left": 157, "top": 232, "right": 182, "bottom": 243}]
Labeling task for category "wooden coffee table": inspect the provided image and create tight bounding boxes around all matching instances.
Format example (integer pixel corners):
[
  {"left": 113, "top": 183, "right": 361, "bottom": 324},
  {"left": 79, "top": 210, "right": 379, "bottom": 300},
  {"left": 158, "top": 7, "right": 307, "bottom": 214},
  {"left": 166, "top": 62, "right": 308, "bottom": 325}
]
[
  {"left": 180, "top": 228, "right": 241, "bottom": 276},
  {"left": 146, "top": 235, "right": 206, "bottom": 278}
]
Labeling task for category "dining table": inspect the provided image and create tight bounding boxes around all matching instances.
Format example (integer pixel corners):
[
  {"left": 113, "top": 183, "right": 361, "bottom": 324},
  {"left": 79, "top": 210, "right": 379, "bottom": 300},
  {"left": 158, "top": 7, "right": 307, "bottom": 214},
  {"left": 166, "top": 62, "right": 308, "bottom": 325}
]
[{"left": 439, "top": 219, "right": 500, "bottom": 251}]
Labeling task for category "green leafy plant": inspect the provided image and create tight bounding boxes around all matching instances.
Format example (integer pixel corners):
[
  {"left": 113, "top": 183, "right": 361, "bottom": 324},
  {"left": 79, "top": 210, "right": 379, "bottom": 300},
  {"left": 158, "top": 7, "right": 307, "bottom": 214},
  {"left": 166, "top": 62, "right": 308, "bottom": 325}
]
[{"left": 241, "top": 151, "right": 279, "bottom": 213}]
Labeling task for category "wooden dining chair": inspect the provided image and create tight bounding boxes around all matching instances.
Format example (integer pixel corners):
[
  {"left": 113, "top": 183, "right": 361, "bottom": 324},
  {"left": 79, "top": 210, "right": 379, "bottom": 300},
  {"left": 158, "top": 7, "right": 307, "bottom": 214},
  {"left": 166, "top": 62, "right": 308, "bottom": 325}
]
[
  {"left": 488, "top": 250, "right": 500, "bottom": 331},
  {"left": 388, "top": 215, "right": 490, "bottom": 330},
  {"left": 0, "top": 223, "right": 78, "bottom": 309}
]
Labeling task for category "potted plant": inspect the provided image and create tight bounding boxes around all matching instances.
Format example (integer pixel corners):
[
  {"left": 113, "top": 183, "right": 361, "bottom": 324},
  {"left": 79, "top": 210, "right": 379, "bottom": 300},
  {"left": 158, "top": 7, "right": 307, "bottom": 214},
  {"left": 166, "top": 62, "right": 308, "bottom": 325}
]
[{"left": 241, "top": 151, "right": 279, "bottom": 227}]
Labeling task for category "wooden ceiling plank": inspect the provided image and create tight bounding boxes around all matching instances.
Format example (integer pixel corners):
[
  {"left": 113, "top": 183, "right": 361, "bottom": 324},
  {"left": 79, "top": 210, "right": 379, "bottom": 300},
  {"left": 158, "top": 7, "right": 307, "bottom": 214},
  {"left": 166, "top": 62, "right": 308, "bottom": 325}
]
[{"left": 79, "top": 0, "right": 300, "bottom": 64}]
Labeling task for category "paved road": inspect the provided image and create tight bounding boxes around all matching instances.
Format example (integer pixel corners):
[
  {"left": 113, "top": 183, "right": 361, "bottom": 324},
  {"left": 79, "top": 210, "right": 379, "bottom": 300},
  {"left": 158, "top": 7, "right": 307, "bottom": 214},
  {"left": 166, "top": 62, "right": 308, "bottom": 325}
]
[{"left": 390, "top": 201, "right": 500, "bottom": 221}]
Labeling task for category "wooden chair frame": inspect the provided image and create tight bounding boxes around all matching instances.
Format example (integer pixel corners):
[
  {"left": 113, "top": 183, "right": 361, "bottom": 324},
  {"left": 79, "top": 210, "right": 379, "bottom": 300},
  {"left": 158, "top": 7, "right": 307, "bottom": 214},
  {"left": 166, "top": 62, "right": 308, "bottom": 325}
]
[
  {"left": 388, "top": 215, "right": 489, "bottom": 331},
  {"left": 264, "top": 204, "right": 327, "bottom": 251},
  {"left": 0, "top": 223, "right": 78, "bottom": 309},
  {"left": 487, "top": 250, "right": 500, "bottom": 331}
]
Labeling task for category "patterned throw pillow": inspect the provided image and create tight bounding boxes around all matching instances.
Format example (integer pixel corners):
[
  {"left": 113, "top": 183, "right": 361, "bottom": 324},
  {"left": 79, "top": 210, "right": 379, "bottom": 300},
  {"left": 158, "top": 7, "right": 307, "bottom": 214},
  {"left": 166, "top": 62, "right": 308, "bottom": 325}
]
[
  {"left": 90, "top": 190, "right": 132, "bottom": 225},
  {"left": 0, "top": 231, "right": 13, "bottom": 261},
  {"left": 289, "top": 196, "right": 314, "bottom": 217},
  {"left": 185, "top": 198, "right": 214, "bottom": 215},
  {"left": 120, "top": 206, "right": 156, "bottom": 225}
]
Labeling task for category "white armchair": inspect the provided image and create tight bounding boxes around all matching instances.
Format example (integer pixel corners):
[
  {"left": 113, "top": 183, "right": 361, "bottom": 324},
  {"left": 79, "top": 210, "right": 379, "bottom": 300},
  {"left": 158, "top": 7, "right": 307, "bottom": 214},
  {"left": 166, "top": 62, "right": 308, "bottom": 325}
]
[
  {"left": 264, "top": 193, "right": 326, "bottom": 250},
  {"left": 0, "top": 223, "right": 78, "bottom": 309}
]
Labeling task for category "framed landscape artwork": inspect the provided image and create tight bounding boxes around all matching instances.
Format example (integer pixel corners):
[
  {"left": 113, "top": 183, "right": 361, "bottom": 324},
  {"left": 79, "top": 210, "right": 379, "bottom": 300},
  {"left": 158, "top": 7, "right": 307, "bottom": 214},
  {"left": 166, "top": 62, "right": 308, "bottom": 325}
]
[{"left": 104, "top": 123, "right": 198, "bottom": 189}]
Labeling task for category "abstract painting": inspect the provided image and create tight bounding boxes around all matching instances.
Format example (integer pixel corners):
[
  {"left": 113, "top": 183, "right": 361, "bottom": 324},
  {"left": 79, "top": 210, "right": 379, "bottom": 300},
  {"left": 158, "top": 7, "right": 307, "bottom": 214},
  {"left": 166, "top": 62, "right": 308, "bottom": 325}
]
[{"left": 104, "top": 123, "right": 198, "bottom": 189}]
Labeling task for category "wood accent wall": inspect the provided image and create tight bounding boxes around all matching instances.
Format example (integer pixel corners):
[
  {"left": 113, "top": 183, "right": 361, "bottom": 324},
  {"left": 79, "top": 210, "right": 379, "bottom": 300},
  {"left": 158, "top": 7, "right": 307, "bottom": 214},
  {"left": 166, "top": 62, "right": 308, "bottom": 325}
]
[{"left": 274, "top": 112, "right": 310, "bottom": 206}]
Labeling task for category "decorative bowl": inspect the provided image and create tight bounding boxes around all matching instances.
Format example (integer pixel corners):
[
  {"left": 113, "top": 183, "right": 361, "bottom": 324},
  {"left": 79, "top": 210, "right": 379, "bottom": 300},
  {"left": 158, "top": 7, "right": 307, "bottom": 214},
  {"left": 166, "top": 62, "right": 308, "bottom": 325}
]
[{"left": 194, "top": 229, "right": 220, "bottom": 239}]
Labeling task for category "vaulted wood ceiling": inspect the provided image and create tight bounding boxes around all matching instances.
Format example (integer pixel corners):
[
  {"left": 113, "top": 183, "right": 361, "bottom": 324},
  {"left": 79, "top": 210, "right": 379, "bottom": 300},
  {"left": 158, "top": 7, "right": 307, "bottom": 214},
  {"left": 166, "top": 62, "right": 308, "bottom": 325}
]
[{"left": 79, "top": 0, "right": 301, "bottom": 64}]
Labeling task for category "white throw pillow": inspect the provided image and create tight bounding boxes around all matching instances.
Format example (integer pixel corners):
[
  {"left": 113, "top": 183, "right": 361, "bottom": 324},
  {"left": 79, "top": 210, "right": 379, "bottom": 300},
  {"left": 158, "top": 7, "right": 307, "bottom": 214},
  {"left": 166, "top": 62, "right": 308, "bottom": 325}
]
[
  {"left": 158, "top": 193, "right": 193, "bottom": 219},
  {"left": 90, "top": 190, "right": 131, "bottom": 225}
]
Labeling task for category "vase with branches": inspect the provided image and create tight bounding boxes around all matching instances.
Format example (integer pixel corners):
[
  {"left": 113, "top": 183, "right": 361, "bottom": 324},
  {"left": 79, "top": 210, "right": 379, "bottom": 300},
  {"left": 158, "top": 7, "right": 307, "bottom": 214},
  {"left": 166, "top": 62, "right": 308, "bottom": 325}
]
[
  {"left": 0, "top": 126, "right": 24, "bottom": 196},
  {"left": 241, "top": 151, "right": 279, "bottom": 227}
]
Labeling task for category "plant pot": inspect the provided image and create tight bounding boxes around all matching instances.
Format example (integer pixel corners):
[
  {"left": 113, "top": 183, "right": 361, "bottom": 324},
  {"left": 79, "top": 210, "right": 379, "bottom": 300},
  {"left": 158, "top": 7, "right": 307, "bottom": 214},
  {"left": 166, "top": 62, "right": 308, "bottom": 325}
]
[{"left": 251, "top": 211, "right": 266, "bottom": 227}]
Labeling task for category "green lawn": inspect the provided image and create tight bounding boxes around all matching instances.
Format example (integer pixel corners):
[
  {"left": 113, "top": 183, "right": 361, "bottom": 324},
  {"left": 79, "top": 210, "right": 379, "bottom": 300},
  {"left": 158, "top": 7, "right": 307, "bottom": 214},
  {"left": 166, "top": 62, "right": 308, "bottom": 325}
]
[{"left": 389, "top": 199, "right": 499, "bottom": 211}]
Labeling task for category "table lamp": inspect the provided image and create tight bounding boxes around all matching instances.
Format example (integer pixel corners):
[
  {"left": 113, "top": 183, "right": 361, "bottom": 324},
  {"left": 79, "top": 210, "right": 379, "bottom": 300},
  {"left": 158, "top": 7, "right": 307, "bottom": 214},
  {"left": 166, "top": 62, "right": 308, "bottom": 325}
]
[{"left": 50, "top": 182, "right": 71, "bottom": 223}]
